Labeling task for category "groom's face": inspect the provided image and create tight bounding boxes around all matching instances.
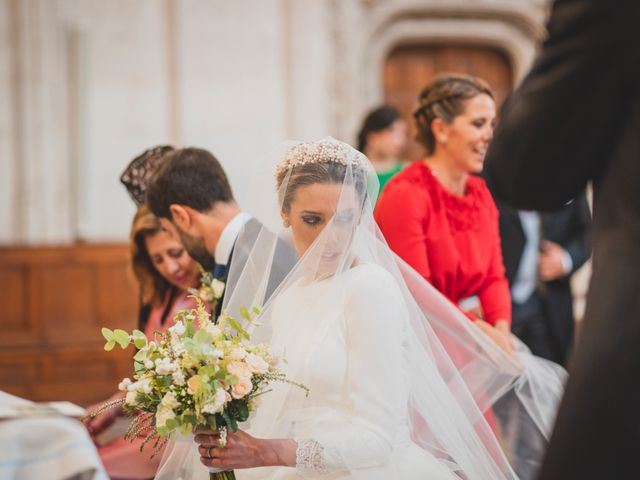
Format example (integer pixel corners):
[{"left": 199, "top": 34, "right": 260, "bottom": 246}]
[{"left": 160, "top": 218, "right": 216, "bottom": 271}]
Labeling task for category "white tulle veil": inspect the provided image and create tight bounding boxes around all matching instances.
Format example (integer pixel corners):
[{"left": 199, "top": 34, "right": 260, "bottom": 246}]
[{"left": 156, "top": 138, "right": 566, "bottom": 480}]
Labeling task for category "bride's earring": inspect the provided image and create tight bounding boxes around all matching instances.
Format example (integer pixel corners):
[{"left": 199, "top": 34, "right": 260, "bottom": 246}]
[{"left": 283, "top": 219, "right": 290, "bottom": 228}]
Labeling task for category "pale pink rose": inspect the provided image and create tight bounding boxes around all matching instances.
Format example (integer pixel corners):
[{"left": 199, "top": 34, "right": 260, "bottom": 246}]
[
  {"left": 231, "top": 377, "right": 253, "bottom": 399},
  {"left": 187, "top": 374, "right": 201, "bottom": 395},
  {"left": 227, "top": 361, "right": 251, "bottom": 379},
  {"left": 245, "top": 353, "right": 269, "bottom": 374}
]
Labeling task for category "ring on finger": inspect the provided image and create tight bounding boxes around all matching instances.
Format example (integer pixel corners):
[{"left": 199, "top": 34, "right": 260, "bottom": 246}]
[{"left": 206, "top": 446, "right": 214, "bottom": 459}]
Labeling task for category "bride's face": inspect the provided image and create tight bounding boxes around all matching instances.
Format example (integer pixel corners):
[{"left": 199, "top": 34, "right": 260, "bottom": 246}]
[{"left": 282, "top": 182, "right": 358, "bottom": 272}]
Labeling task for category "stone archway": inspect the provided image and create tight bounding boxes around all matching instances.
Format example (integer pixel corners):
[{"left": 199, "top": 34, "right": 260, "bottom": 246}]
[{"left": 337, "top": 1, "right": 549, "bottom": 141}]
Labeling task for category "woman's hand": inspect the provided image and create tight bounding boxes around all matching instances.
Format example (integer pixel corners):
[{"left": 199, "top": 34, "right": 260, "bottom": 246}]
[
  {"left": 474, "top": 319, "right": 515, "bottom": 355},
  {"left": 84, "top": 392, "right": 125, "bottom": 438},
  {"left": 195, "top": 429, "right": 297, "bottom": 470}
]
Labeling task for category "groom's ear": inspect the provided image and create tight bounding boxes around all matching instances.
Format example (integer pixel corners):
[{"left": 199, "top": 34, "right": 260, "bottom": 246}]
[{"left": 169, "top": 204, "right": 193, "bottom": 232}]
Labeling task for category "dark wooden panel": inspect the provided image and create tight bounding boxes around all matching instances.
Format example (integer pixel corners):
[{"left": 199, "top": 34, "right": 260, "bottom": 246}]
[
  {"left": 0, "top": 244, "right": 139, "bottom": 406},
  {"left": 38, "top": 264, "right": 99, "bottom": 343},
  {"left": 0, "top": 266, "right": 34, "bottom": 341}
]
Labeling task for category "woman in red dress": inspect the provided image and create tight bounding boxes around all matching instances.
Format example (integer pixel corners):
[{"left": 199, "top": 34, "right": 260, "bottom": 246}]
[{"left": 375, "top": 74, "right": 513, "bottom": 353}]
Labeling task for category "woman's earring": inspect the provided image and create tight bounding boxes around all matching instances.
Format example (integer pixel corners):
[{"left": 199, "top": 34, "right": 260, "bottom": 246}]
[{"left": 283, "top": 219, "right": 290, "bottom": 228}]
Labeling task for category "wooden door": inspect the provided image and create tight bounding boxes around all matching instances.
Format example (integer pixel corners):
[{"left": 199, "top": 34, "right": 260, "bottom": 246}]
[{"left": 384, "top": 44, "right": 513, "bottom": 161}]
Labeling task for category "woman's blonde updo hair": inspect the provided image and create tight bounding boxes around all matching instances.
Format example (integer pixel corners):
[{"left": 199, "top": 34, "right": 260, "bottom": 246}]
[
  {"left": 414, "top": 74, "right": 494, "bottom": 155},
  {"left": 130, "top": 204, "right": 172, "bottom": 307},
  {"left": 275, "top": 138, "right": 369, "bottom": 212}
]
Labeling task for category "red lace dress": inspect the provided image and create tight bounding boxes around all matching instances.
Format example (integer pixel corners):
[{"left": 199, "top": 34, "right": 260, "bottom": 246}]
[{"left": 375, "top": 162, "right": 511, "bottom": 325}]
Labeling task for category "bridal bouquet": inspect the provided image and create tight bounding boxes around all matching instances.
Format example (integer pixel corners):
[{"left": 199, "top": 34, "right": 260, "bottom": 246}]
[{"left": 98, "top": 299, "right": 307, "bottom": 480}]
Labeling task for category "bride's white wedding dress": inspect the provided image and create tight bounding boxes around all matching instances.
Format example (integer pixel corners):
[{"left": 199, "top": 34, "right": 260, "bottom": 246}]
[
  {"left": 244, "top": 262, "right": 456, "bottom": 479},
  {"left": 156, "top": 263, "right": 457, "bottom": 480},
  {"left": 156, "top": 138, "right": 563, "bottom": 480}
]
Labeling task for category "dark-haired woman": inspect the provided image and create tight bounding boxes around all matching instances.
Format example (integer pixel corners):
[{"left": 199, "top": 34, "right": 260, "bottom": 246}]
[
  {"left": 375, "top": 74, "right": 513, "bottom": 353},
  {"left": 356, "top": 106, "right": 407, "bottom": 195}
]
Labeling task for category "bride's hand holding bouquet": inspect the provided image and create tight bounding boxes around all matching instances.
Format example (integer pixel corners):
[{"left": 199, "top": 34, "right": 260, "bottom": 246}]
[{"left": 93, "top": 298, "right": 307, "bottom": 480}]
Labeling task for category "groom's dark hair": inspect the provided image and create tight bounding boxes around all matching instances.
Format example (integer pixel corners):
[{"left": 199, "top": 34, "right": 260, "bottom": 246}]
[{"left": 146, "top": 147, "right": 234, "bottom": 219}]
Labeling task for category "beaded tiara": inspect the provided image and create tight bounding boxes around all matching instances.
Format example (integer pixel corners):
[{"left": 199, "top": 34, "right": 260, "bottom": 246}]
[{"left": 275, "top": 137, "right": 369, "bottom": 178}]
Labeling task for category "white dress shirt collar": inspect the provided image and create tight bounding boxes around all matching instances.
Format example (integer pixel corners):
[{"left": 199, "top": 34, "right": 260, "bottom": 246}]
[{"left": 214, "top": 212, "right": 252, "bottom": 266}]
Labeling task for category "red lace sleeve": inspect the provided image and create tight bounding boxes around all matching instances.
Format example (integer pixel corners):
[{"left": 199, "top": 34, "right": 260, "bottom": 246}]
[{"left": 375, "top": 179, "right": 432, "bottom": 282}]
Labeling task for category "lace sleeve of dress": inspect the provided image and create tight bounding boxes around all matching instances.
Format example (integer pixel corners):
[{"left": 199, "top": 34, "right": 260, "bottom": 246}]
[{"left": 295, "top": 438, "right": 342, "bottom": 476}]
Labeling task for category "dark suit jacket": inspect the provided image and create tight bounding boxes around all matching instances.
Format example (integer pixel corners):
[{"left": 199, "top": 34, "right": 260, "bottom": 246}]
[
  {"left": 216, "top": 218, "right": 297, "bottom": 318},
  {"left": 485, "top": 1, "right": 640, "bottom": 477},
  {"left": 497, "top": 193, "right": 591, "bottom": 365}
]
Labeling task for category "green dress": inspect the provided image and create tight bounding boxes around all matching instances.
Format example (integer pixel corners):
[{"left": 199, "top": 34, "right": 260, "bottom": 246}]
[{"left": 376, "top": 161, "right": 404, "bottom": 196}]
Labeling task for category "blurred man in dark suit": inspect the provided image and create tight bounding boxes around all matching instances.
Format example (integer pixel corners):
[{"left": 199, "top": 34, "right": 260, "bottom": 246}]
[
  {"left": 496, "top": 193, "right": 591, "bottom": 366},
  {"left": 486, "top": 0, "right": 640, "bottom": 477}
]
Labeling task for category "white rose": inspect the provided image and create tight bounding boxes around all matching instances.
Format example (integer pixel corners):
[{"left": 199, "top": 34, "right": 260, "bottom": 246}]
[
  {"left": 231, "top": 348, "right": 247, "bottom": 360},
  {"left": 202, "top": 388, "right": 227, "bottom": 414},
  {"left": 156, "top": 406, "right": 175, "bottom": 428},
  {"left": 125, "top": 391, "right": 138, "bottom": 406},
  {"left": 169, "top": 321, "right": 186, "bottom": 337},
  {"left": 160, "top": 391, "right": 180, "bottom": 409},
  {"left": 171, "top": 338, "right": 186, "bottom": 356},
  {"left": 118, "top": 378, "right": 132, "bottom": 391},
  {"left": 212, "top": 348, "right": 224, "bottom": 359},
  {"left": 206, "top": 324, "right": 222, "bottom": 338},
  {"left": 210, "top": 279, "right": 226, "bottom": 298},
  {"left": 245, "top": 353, "right": 269, "bottom": 374},
  {"left": 172, "top": 370, "right": 185, "bottom": 386},
  {"left": 141, "top": 378, "right": 153, "bottom": 393},
  {"left": 231, "top": 377, "right": 253, "bottom": 399},
  {"left": 155, "top": 357, "right": 177, "bottom": 375},
  {"left": 129, "top": 378, "right": 153, "bottom": 394}
]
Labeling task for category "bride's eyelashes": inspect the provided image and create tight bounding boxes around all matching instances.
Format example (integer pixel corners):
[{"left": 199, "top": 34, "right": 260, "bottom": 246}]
[{"left": 301, "top": 213, "right": 323, "bottom": 226}]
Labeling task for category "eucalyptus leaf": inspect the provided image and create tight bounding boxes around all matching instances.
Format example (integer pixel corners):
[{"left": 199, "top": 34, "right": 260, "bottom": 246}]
[
  {"left": 132, "top": 329, "right": 147, "bottom": 349},
  {"left": 226, "top": 317, "right": 250, "bottom": 340},
  {"left": 101, "top": 327, "right": 114, "bottom": 341},
  {"left": 104, "top": 340, "right": 116, "bottom": 351},
  {"left": 113, "top": 329, "right": 131, "bottom": 349},
  {"left": 239, "top": 306, "right": 251, "bottom": 322}
]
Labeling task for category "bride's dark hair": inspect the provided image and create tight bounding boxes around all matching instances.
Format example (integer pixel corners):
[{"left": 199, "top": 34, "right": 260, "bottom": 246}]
[{"left": 276, "top": 161, "right": 368, "bottom": 212}]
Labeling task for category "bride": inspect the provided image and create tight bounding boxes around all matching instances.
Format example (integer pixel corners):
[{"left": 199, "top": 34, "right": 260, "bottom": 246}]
[{"left": 156, "top": 138, "right": 564, "bottom": 479}]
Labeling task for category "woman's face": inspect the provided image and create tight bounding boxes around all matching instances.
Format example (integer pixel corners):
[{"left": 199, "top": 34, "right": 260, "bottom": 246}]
[
  {"left": 145, "top": 224, "right": 201, "bottom": 291},
  {"left": 438, "top": 93, "right": 496, "bottom": 174},
  {"left": 282, "top": 182, "right": 358, "bottom": 276},
  {"left": 367, "top": 119, "right": 407, "bottom": 159}
]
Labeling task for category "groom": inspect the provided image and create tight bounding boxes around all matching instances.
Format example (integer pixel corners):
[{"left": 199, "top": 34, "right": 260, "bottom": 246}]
[{"left": 146, "top": 147, "right": 296, "bottom": 317}]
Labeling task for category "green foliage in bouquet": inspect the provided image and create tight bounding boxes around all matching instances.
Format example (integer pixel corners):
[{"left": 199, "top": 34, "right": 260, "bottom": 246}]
[{"left": 96, "top": 297, "right": 308, "bottom": 473}]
